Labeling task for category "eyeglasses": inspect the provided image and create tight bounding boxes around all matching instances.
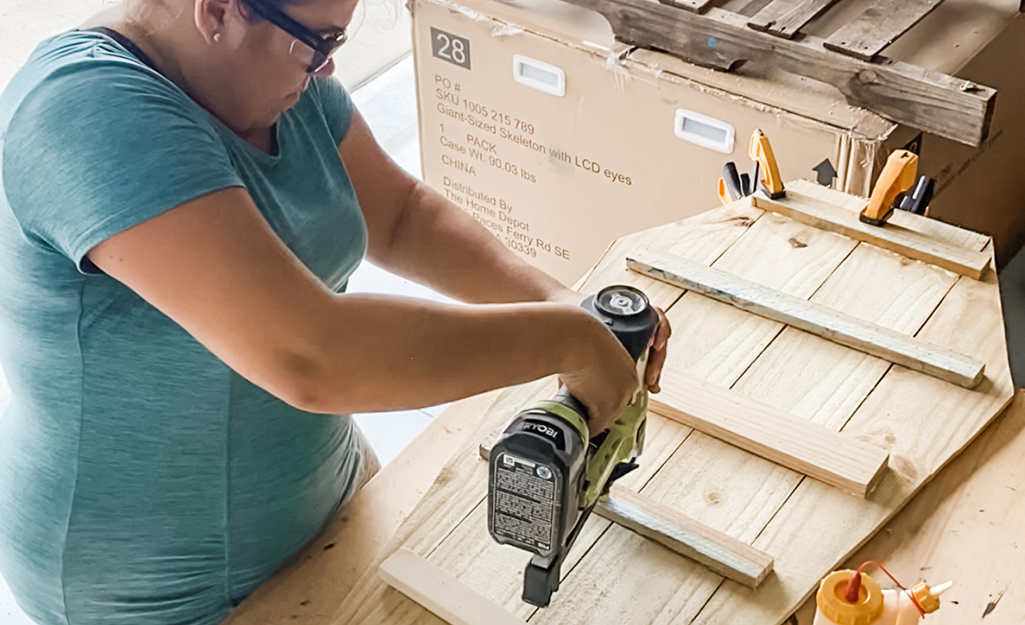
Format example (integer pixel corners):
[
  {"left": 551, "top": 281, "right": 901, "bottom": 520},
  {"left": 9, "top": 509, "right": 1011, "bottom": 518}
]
[{"left": 242, "top": 0, "right": 348, "bottom": 73}]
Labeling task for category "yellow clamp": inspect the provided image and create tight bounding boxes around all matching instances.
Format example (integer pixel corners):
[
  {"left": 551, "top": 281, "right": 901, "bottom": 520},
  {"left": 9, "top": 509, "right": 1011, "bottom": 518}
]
[
  {"left": 749, "top": 129, "right": 785, "bottom": 199},
  {"left": 860, "top": 150, "right": 918, "bottom": 226}
]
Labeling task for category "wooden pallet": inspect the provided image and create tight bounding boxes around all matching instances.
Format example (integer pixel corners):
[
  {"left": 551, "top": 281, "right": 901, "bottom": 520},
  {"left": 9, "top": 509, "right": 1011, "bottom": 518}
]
[
  {"left": 554, "top": 0, "right": 1002, "bottom": 147},
  {"left": 334, "top": 182, "right": 1014, "bottom": 625}
]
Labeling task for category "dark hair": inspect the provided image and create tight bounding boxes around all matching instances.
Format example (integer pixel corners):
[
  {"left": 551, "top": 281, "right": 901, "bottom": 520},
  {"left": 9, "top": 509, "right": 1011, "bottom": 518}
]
[{"left": 238, "top": 0, "right": 297, "bottom": 22}]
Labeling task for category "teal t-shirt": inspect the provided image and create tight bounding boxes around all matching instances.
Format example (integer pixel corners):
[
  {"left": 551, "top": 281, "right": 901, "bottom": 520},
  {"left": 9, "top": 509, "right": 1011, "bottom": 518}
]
[{"left": 0, "top": 30, "right": 368, "bottom": 625}]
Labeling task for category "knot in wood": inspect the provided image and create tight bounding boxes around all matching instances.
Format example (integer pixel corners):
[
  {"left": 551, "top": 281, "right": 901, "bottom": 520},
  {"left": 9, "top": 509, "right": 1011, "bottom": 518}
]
[{"left": 857, "top": 69, "right": 878, "bottom": 84}]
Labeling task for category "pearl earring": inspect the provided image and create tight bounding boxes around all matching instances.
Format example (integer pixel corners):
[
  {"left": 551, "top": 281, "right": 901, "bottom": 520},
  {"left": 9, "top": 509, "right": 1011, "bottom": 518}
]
[{"left": 213, "top": 33, "right": 222, "bottom": 42}]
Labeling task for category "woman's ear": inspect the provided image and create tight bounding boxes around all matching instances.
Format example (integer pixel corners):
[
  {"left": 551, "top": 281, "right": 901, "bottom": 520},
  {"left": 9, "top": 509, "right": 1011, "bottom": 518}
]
[{"left": 194, "top": 0, "right": 241, "bottom": 45}]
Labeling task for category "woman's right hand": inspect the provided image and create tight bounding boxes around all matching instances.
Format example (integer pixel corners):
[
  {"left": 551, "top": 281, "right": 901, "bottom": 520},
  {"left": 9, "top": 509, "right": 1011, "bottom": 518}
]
[{"left": 558, "top": 307, "right": 641, "bottom": 435}]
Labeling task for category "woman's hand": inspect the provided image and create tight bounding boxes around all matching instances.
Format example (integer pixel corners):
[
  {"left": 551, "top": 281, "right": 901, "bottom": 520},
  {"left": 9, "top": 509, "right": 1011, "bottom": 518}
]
[
  {"left": 559, "top": 307, "right": 640, "bottom": 434},
  {"left": 645, "top": 305, "right": 671, "bottom": 393},
  {"left": 547, "top": 286, "right": 672, "bottom": 395}
]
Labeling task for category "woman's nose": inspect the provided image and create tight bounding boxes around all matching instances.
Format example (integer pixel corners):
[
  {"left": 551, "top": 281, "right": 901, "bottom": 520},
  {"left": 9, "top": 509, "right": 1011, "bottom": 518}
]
[{"left": 312, "top": 58, "right": 336, "bottom": 77}]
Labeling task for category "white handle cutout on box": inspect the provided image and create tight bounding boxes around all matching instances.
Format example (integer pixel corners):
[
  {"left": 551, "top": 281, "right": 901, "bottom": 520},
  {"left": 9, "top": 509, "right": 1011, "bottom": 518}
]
[
  {"left": 513, "top": 55, "right": 566, "bottom": 97},
  {"left": 674, "top": 109, "right": 735, "bottom": 154}
]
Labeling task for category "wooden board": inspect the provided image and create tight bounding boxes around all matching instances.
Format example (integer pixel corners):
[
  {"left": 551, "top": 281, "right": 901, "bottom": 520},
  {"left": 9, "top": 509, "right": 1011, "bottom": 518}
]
[
  {"left": 628, "top": 251, "right": 985, "bottom": 387},
  {"left": 554, "top": 0, "right": 995, "bottom": 146},
  {"left": 599, "top": 485, "right": 774, "bottom": 588},
  {"left": 784, "top": 180, "right": 992, "bottom": 254},
  {"left": 650, "top": 370, "right": 889, "bottom": 496},
  {"left": 748, "top": 0, "right": 844, "bottom": 39},
  {"left": 332, "top": 185, "right": 1013, "bottom": 625},
  {"left": 380, "top": 548, "right": 528, "bottom": 625},
  {"left": 823, "top": 0, "right": 945, "bottom": 61},
  {"left": 750, "top": 190, "right": 992, "bottom": 279}
]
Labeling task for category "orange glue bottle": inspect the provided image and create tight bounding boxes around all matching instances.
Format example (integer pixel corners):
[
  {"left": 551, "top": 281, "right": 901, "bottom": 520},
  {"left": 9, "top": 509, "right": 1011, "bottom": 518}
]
[{"left": 814, "top": 562, "right": 951, "bottom": 625}]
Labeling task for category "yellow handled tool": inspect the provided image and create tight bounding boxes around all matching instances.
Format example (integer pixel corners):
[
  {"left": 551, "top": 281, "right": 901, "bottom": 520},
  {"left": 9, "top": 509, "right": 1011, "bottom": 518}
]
[
  {"left": 717, "top": 177, "right": 731, "bottom": 206},
  {"left": 859, "top": 150, "right": 919, "bottom": 226},
  {"left": 748, "top": 129, "right": 785, "bottom": 199}
]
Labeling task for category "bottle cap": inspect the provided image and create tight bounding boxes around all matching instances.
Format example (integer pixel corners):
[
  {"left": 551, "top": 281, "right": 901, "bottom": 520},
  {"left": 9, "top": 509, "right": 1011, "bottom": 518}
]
[
  {"left": 911, "top": 582, "right": 942, "bottom": 614},
  {"left": 817, "top": 570, "right": 884, "bottom": 625}
]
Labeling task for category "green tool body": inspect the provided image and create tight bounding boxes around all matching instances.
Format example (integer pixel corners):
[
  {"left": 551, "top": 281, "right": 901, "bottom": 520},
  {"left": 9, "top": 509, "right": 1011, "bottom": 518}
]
[{"left": 487, "top": 285, "right": 658, "bottom": 607}]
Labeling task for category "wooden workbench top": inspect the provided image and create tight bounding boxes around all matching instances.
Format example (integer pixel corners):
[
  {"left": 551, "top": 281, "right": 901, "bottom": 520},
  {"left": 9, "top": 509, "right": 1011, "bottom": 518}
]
[{"left": 225, "top": 183, "right": 1017, "bottom": 625}]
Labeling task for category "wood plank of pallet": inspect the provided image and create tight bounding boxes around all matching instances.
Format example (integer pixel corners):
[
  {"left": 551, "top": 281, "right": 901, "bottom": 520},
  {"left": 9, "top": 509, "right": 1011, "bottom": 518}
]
[
  {"left": 628, "top": 251, "right": 985, "bottom": 388},
  {"left": 560, "top": 185, "right": 984, "bottom": 625},
  {"left": 824, "top": 0, "right": 944, "bottom": 61},
  {"left": 749, "top": 192, "right": 991, "bottom": 279},
  {"left": 657, "top": 0, "right": 716, "bottom": 14},
  {"left": 477, "top": 441, "right": 775, "bottom": 586},
  {"left": 748, "top": 0, "right": 844, "bottom": 39},
  {"left": 786, "top": 180, "right": 992, "bottom": 253},
  {"left": 698, "top": 243, "right": 1012, "bottom": 625},
  {"left": 556, "top": 0, "right": 995, "bottom": 146},
  {"left": 746, "top": 0, "right": 799, "bottom": 30},
  {"left": 507, "top": 190, "right": 957, "bottom": 625},
  {"left": 648, "top": 370, "right": 889, "bottom": 495},
  {"left": 379, "top": 548, "right": 528, "bottom": 625},
  {"left": 600, "top": 486, "right": 774, "bottom": 587}
]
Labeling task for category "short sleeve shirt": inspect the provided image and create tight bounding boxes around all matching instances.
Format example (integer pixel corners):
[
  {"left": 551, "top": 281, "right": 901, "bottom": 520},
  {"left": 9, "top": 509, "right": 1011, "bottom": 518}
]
[{"left": 0, "top": 29, "right": 368, "bottom": 625}]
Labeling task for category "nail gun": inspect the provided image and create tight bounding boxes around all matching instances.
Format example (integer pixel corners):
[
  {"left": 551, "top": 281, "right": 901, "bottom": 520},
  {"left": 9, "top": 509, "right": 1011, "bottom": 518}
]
[{"left": 486, "top": 285, "right": 658, "bottom": 607}]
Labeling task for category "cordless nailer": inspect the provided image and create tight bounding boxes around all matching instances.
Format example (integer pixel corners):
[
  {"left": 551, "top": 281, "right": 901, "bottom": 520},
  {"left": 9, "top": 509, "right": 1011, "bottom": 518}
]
[{"left": 487, "top": 285, "right": 658, "bottom": 607}]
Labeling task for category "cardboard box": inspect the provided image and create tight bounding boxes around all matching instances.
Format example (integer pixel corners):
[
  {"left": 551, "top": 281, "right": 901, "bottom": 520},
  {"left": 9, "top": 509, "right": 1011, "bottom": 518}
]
[{"left": 411, "top": 0, "right": 1025, "bottom": 284}]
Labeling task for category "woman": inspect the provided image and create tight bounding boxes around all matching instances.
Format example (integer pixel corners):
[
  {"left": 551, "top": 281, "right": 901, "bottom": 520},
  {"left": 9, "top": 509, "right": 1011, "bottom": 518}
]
[{"left": 0, "top": 0, "right": 670, "bottom": 623}]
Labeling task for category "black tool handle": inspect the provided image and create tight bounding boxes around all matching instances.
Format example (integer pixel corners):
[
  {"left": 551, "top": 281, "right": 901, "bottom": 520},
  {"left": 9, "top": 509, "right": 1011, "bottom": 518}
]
[
  {"left": 748, "top": 161, "right": 760, "bottom": 196},
  {"left": 722, "top": 162, "right": 744, "bottom": 201},
  {"left": 900, "top": 176, "right": 934, "bottom": 216}
]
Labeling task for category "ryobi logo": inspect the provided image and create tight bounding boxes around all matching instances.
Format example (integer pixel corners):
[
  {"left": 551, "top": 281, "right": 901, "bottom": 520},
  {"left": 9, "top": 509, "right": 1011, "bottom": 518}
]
[{"left": 524, "top": 421, "right": 559, "bottom": 438}]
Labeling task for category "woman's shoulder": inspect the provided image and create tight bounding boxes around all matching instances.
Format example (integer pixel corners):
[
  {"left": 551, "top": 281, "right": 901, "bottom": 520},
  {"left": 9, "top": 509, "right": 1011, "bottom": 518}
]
[
  {"left": 297, "top": 76, "right": 355, "bottom": 147},
  {"left": 1, "top": 29, "right": 206, "bottom": 135}
]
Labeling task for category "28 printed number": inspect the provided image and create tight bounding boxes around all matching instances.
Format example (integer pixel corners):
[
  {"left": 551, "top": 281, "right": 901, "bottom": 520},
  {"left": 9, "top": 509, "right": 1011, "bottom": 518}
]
[{"left": 431, "top": 28, "right": 471, "bottom": 70}]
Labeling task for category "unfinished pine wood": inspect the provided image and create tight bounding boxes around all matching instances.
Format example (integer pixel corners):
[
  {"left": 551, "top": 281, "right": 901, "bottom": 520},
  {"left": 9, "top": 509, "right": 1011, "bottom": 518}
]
[
  {"left": 555, "top": 0, "right": 995, "bottom": 146},
  {"left": 696, "top": 249, "right": 1013, "bottom": 624},
  {"left": 794, "top": 391, "right": 1025, "bottom": 623},
  {"left": 824, "top": 0, "right": 944, "bottom": 61},
  {"left": 333, "top": 181, "right": 1012, "bottom": 625},
  {"left": 627, "top": 251, "right": 985, "bottom": 388},
  {"left": 514, "top": 193, "right": 931, "bottom": 625},
  {"left": 748, "top": 0, "right": 844, "bottom": 38},
  {"left": 547, "top": 194, "right": 983, "bottom": 625},
  {"left": 649, "top": 369, "right": 889, "bottom": 495},
  {"left": 379, "top": 548, "right": 528, "bottom": 625},
  {"left": 750, "top": 192, "right": 991, "bottom": 279},
  {"left": 600, "top": 485, "right": 774, "bottom": 587},
  {"left": 786, "top": 180, "right": 992, "bottom": 253}
]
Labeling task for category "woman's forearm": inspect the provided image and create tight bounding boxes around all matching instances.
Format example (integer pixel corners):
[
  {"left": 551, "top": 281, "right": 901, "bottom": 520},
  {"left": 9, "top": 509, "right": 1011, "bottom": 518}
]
[{"left": 286, "top": 294, "right": 600, "bottom": 414}]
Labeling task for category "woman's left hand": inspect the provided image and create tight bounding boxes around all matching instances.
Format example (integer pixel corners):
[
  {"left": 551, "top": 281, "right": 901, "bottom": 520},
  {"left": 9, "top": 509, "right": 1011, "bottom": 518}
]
[{"left": 546, "top": 287, "right": 671, "bottom": 393}]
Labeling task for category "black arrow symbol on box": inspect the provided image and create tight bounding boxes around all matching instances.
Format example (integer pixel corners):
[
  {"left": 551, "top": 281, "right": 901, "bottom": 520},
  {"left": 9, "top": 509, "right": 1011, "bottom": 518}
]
[{"left": 813, "top": 159, "right": 837, "bottom": 186}]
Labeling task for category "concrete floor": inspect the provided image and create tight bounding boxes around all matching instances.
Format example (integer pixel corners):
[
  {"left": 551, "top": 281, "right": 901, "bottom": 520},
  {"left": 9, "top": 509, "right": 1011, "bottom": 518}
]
[{"left": 0, "top": 4, "right": 424, "bottom": 621}]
